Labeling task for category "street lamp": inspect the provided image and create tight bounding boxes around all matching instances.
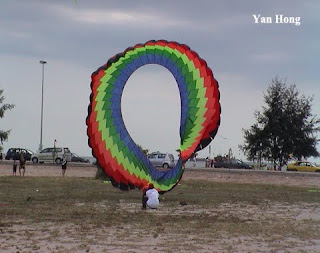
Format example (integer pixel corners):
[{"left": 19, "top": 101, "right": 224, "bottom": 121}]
[{"left": 39, "top": 60, "right": 47, "bottom": 151}]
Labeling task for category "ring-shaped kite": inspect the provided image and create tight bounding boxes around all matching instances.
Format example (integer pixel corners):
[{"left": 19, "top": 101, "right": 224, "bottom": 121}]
[{"left": 87, "top": 40, "right": 221, "bottom": 193}]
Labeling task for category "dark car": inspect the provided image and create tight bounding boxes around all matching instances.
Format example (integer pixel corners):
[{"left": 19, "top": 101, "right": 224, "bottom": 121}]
[
  {"left": 5, "top": 148, "right": 33, "bottom": 161},
  {"left": 71, "top": 153, "right": 90, "bottom": 163},
  {"left": 213, "top": 158, "right": 253, "bottom": 169}
]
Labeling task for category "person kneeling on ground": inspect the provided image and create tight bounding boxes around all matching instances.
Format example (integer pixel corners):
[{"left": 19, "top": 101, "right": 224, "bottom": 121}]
[{"left": 142, "top": 183, "right": 159, "bottom": 209}]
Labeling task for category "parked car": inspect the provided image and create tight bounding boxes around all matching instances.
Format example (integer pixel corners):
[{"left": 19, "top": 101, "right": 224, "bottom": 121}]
[
  {"left": 148, "top": 152, "right": 175, "bottom": 169},
  {"left": 213, "top": 158, "right": 253, "bottom": 169},
  {"left": 71, "top": 153, "right": 90, "bottom": 163},
  {"left": 5, "top": 148, "right": 33, "bottom": 161},
  {"left": 287, "top": 161, "right": 320, "bottom": 172},
  {"left": 31, "top": 147, "right": 71, "bottom": 164}
]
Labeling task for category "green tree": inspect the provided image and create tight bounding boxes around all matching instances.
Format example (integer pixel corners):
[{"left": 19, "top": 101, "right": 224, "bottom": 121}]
[
  {"left": 241, "top": 77, "right": 320, "bottom": 169},
  {"left": 0, "top": 89, "right": 15, "bottom": 152}
]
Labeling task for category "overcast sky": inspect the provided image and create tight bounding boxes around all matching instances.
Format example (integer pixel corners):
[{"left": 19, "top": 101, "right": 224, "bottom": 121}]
[{"left": 1, "top": 0, "right": 319, "bottom": 163}]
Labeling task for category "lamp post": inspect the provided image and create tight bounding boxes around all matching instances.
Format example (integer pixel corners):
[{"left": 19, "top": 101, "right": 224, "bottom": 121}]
[{"left": 39, "top": 60, "right": 47, "bottom": 151}]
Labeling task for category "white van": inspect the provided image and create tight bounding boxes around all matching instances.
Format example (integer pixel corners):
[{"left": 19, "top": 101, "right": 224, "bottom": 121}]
[{"left": 31, "top": 147, "right": 71, "bottom": 164}]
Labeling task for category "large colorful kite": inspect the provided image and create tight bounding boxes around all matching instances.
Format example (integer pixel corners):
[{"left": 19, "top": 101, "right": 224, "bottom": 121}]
[{"left": 87, "top": 40, "right": 221, "bottom": 193}]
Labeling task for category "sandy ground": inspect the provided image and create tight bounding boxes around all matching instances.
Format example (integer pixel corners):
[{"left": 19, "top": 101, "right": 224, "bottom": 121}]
[
  {"left": 0, "top": 161, "right": 97, "bottom": 178},
  {"left": 1, "top": 162, "right": 320, "bottom": 252},
  {"left": 0, "top": 161, "right": 319, "bottom": 188}
]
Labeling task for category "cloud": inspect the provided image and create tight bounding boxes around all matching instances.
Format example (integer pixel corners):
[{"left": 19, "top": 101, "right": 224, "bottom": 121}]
[
  {"left": 52, "top": 5, "right": 191, "bottom": 28},
  {"left": 251, "top": 52, "right": 290, "bottom": 62},
  {"left": 7, "top": 31, "right": 30, "bottom": 39}
]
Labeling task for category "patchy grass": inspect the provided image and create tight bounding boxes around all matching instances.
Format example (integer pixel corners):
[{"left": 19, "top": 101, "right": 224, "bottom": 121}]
[
  {"left": 1, "top": 177, "right": 319, "bottom": 223},
  {"left": 0, "top": 176, "right": 319, "bottom": 252}
]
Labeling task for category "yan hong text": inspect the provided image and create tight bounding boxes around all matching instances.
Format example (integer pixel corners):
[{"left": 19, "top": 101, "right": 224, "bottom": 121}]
[{"left": 253, "top": 14, "right": 301, "bottom": 26}]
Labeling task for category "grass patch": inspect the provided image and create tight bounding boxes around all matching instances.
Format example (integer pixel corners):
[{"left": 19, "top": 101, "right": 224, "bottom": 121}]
[{"left": 0, "top": 176, "right": 319, "bottom": 245}]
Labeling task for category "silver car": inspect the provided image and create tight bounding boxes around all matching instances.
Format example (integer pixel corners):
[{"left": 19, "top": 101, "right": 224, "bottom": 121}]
[
  {"left": 31, "top": 147, "right": 71, "bottom": 164},
  {"left": 148, "top": 152, "right": 175, "bottom": 169}
]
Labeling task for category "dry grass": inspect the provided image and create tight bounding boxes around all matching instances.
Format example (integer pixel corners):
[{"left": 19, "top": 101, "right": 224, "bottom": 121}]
[{"left": 1, "top": 176, "right": 320, "bottom": 252}]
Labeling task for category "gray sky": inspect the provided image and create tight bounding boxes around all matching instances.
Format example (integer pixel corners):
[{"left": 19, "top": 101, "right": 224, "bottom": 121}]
[{"left": 1, "top": 0, "right": 319, "bottom": 163}]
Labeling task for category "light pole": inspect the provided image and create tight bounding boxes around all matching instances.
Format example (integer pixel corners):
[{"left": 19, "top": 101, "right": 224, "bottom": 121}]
[{"left": 39, "top": 60, "right": 47, "bottom": 151}]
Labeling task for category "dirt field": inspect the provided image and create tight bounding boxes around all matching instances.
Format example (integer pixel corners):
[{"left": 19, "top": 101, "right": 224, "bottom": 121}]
[
  {"left": 1, "top": 162, "right": 319, "bottom": 253},
  {"left": 0, "top": 161, "right": 319, "bottom": 188}
]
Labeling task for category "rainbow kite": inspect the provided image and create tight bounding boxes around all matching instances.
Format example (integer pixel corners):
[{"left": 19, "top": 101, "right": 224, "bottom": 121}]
[{"left": 87, "top": 40, "right": 221, "bottom": 192}]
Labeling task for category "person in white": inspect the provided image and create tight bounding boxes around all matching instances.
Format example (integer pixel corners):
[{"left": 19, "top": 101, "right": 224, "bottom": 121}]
[{"left": 142, "top": 184, "right": 159, "bottom": 209}]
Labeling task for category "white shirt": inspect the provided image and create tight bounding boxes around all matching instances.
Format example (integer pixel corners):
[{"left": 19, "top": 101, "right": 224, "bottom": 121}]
[{"left": 146, "top": 188, "right": 159, "bottom": 209}]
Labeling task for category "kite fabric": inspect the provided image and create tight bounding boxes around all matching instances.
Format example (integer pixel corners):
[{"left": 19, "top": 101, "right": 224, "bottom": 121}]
[{"left": 87, "top": 40, "right": 221, "bottom": 193}]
